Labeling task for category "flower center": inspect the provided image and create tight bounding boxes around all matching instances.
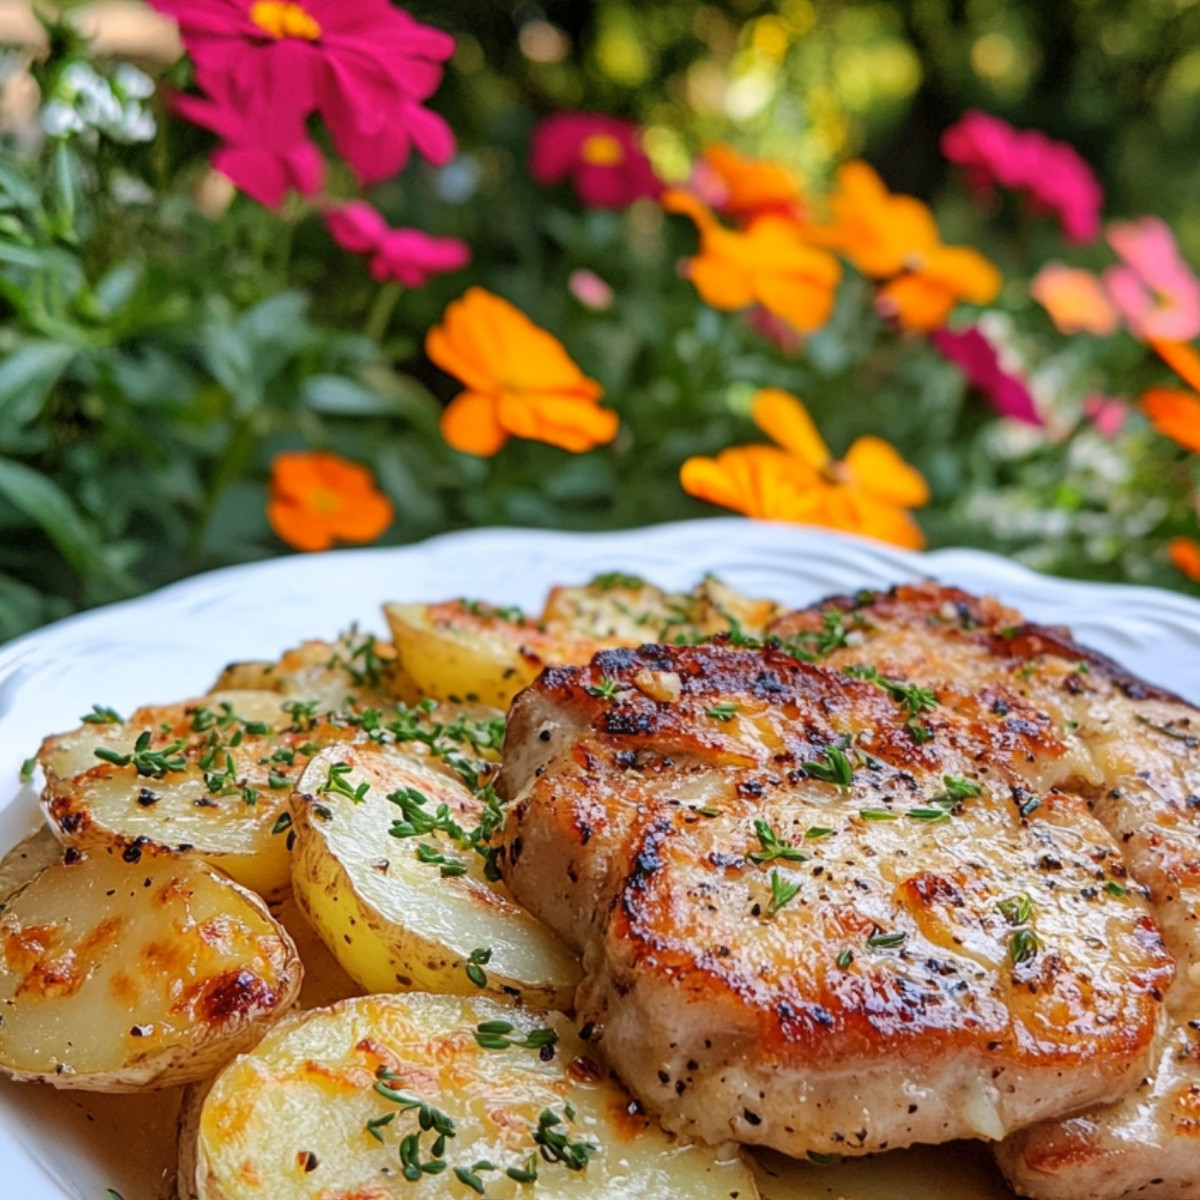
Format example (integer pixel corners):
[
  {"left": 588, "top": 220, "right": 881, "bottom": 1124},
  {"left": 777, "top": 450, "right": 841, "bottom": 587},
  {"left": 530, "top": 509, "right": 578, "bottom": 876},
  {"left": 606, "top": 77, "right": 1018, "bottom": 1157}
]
[
  {"left": 821, "top": 460, "right": 852, "bottom": 487},
  {"left": 310, "top": 486, "right": 343, "bottom": 515},
  {"left": 249, "top": 1, "right": 321, "bottom": 40},
  {"left": 580, "top": 133, "right": 624, "bottom": 167}
]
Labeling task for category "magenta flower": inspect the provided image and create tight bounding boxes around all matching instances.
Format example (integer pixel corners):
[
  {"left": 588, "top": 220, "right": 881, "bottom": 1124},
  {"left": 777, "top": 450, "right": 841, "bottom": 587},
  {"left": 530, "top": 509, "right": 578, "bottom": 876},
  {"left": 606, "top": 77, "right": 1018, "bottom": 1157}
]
[
  {"left": 567, "top": 269, "right": 614, "bottom": 311},
  {"left": 324, "top": 201, "right": 469, "bottom": 286},
  {"left": 1082, "top": 395, "right": 1130, "bottom": 439},
  {"left": 150, "top": 0, "right": 455, "bottom": 185},
  {"left": 941, "top": 110, "right": 1102, "bottom": 245},
  {"left": 931, "top": 326, "right": 1042, "bottom": 427},
  {"left": 530, "top": 112, "right": 661, "bottom": 210},
  {"left": 173, "top": 89, "right": 324, "bottom": 208},
  {"left": 1103, "top": 217, "right": 1200, "bottom": 343}
]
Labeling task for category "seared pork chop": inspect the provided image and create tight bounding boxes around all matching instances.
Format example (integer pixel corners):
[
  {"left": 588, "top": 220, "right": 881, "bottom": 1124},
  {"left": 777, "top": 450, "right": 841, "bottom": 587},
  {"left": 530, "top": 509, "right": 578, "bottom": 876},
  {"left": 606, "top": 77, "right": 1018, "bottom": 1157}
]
[
  {"left": 773, "top": 583, "right": 1200, "bottom": 1199},
  {"left": 495, "top": 643, "right": 1172, "bottom": 1160}
]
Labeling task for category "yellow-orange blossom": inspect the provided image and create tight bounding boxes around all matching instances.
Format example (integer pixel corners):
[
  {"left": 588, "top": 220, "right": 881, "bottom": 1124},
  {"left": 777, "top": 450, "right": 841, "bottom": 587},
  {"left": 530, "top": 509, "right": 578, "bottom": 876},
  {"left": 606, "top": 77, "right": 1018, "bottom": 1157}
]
[
  {"left": 681, "top": 388, "right": 930, "bottom": 548},
  {"left": 426, "top": 287, "right": 617, "bottom": 456}
]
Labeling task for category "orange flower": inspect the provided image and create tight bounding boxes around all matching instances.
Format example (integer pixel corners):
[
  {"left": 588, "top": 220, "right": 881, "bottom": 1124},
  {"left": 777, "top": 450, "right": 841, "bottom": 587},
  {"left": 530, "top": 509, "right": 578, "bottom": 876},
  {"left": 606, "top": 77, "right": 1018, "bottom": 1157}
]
[
  {"left": 1030, "top": 263, "right": 1119, "bottom": 336},
  {"left": 1142, "top": 339, "right": 1200, "bottom": 454},
  {"left": 1170, "top": 537, "right": 1200, "bottom": 582},
  {"left": 681, "top": 388, "right": 929, "bottom": 548},
  {"left": 426, "top": 287, "right": 616, "bottom": 456},
  {"left": 821, "top": 161, "right": 1001, "bottom": 331},
  {"left": 662, "top": 190, "right": 841, "bottom": 333},
  {"left": 702, "top": 143, "right": 804, "bottom": 222},
  {"left": 267, "top": 451, "right": 394, "bottom": 552}
]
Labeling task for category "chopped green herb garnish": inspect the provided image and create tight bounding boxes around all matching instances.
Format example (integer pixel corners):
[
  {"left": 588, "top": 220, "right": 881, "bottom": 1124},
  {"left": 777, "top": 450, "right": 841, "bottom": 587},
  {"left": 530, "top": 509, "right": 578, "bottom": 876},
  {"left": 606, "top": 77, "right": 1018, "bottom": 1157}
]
[
  {"left": 281, "top": 698, "right": 320, "bottom": 732},
  {"left": 94, "top": 730, "right": 187, "bottom": 778},
  {"left": 867, "top": 930, "right": 907, "bottom": 949},
  {"left": 704, "top": 701, "right": 739, "bottom": 722},
  {"left": 1104, "top": 880, "right": 1128, "bottom": 898},
  {"left": 82, "top": 704, "right": 124, "bottom": 725},
  {"left": 747, "top": 819, "right": 808, "bottom": 865},
  {"left": 318, "top": 761, "right": 369, "bottom": 804},
  {"left": 19, "top": 756, "right": 36, "bottom": 784},
  {"left": 271, "top": 812, "right": 293, "bottom": 835},
  {"left": 591, "top": 571, "right": 646, "bottom": 591},
  {"left": 584, "top": 675, "right": 623, "bottom": 700},
  {"left": 465, "top": 946, "right": 491, "bottom": 988},
  {"left": 801, "top": 743, "right": 854, "bottom": 787},
  {"left": 506, "top": 1156, "right": 539, "bottom": 1184},
  {"left": 997, "top": 894, "right": 1033, "bottom": 926},
  {"left": 836, "top": 948, "right": 854, "bottom": 968},
  {"left": 1010, "top": 927, "right": 1041, "bottom": 965},
  {"left": 531, "top": 1108, "right": 599, "bottom": 1171},
  {"left": 365, "top": 1112, "right": 395, "bottom": 1142},
  {"left": 765, "top": 868, "right": 801, "bottom": 918},
  {"left": 942, "top": 775, "right": 983, "bottom": 802},
  {"left": 807, "top": 1151, "right": 839, "bottom": 1165},
  {"left": 415, "top": 842, "right": 468, "bottom": 876},
  {"left": 859, "top": 808, "right": 898, "bottom": 821},
  {"left": 804, "top": 825, "right": 835, "bottom": 839},
  {"left": 905, "top": 806, "right": 952, "bottom": 823}
]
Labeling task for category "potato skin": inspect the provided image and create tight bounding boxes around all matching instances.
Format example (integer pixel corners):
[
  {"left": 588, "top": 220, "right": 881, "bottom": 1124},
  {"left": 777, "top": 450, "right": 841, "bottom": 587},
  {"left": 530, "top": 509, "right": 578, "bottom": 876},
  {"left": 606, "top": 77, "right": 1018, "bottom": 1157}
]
[
  {"left": 0, "top": 845, "right": 302, "bottom": 1091},
  {"left": 184, "top": 991, "right": 761, "bottom": 1200}
]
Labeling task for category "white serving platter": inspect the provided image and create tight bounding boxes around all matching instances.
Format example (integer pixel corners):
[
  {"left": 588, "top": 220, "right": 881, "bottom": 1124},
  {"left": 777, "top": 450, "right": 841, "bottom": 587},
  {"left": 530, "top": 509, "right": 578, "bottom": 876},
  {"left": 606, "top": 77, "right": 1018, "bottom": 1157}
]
[{"left": 2, "top": 518, "right": 1198, "bottom": 1200}]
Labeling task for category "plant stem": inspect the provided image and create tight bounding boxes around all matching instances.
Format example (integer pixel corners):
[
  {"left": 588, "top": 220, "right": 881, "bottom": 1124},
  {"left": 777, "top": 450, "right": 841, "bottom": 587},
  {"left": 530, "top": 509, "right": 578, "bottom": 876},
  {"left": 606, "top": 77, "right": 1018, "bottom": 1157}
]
[
  {"left": 186, "top": 415, "right": 256, "bottom": 561},
  {"left": 365, "top": 282, "right": 402, "bottom": 343}
]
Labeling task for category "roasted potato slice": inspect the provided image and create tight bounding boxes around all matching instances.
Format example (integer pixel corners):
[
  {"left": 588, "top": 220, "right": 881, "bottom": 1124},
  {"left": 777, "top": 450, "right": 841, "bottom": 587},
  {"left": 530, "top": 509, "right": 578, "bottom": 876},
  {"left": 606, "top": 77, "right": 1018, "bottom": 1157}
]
[
  {"left": 0, "top": 845, "right": 300, "bottom": 1091},
  {"left": 542, "top": 572, "right": 781, "bottom": 644},
  {"left": 181, "top": 990, "right": 760, "bottom": 1200},
  {"left": 211, "top": 628, "right": 398, "bottom": 711},
  {"left": 290, "top": 745, "right": 579, "bottom": 1007},
  {"left": 37, "top": 690, "right": 356, "bottom": 899},
  {"left": 384, "top": 599, "right": 607, "bottom": 708},
  {"left": 0, "top": 825, "right": 62, "bottom": 899}
]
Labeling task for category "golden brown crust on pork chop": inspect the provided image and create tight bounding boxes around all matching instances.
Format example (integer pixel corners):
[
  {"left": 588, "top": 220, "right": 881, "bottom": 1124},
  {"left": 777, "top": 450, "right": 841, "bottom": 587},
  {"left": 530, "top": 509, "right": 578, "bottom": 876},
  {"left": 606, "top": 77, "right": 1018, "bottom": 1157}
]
[
  {"left": 775, "top": 582, "right": 1200, "bottom": 1199},
  {"left": 496, "top": 642, "right": 1172, "bottom": 1158}
]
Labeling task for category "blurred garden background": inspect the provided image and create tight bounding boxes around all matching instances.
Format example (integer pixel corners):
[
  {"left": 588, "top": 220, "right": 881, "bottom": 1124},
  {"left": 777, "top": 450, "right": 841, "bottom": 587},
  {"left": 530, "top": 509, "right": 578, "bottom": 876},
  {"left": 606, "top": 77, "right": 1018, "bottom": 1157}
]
[{"left": 0, "top": 0, "right": 1199, "bottom": 640}]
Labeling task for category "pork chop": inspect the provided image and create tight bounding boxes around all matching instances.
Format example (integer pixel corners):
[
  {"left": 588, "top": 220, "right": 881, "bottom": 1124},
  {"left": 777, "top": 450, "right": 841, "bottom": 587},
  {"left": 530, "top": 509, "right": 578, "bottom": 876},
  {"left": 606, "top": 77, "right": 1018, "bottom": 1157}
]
[
  {"left": 495, "top": 642, "right": 1172, "bottom": 1160},
  {"left": 772, "top": 582, "right": 1200, "bottom": 1198}
]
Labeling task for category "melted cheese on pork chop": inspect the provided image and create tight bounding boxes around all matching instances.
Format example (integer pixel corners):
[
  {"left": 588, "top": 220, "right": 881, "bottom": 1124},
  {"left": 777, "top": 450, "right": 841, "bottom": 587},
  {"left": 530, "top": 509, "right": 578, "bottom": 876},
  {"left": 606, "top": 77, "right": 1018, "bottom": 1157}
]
[
  {"left": 496, "top": 643, "right": 1172, "bottom": 1160},
  {"left": 773, "top": 583, "right": 1200, "bottom": 1199}
]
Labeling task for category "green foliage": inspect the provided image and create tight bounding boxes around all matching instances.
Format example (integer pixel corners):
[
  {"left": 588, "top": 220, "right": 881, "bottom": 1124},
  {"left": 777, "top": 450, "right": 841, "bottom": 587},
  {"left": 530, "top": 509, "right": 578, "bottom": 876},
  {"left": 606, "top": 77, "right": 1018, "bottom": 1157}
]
[{"left": 0, "top": 1, "right": 1197, "bottom": 644}]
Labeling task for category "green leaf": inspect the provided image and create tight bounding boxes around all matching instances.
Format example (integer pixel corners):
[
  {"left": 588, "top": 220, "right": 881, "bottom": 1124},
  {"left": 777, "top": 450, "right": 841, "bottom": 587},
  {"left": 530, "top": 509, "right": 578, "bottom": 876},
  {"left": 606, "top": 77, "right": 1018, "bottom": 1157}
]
[
  {"left": 301, "top": 374, "right": 402, "bottom": 416},
  {"left": 0, "top": 457, "right": 100, "bottom": 575},
  {"left": 0, "top": 342, "right": 74, "bottom": 431},
  {"left": 0, "top": 161, "right": 40, "bottom": 211}
]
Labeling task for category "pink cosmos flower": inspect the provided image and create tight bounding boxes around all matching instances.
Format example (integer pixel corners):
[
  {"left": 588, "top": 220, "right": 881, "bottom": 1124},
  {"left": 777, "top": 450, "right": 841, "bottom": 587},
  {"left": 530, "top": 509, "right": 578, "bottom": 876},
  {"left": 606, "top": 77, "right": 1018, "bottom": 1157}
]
[
  {"left": 150, "top": 0, "right": 455, "bottom": 185},
  {"left": 530, "top": 112, "right": 661, "bottom": 210},
  {"left": 931, "top": 326, "right": 1043, "bottom": 426},
  {"left": 941, "top": 111, "right": 1102, "bottom": 245},
  {"left": 1103, "top": 217, "right": 1200, "bottom": 343},
  {"left": 1082, "top": 395, "right": 1130, "bottom": 439},
  {"left": 324, "top": 201, "right": 469, "bottom": 287},
  {"left": 173, "top": 89, "right": 324, "bottom": 208}
]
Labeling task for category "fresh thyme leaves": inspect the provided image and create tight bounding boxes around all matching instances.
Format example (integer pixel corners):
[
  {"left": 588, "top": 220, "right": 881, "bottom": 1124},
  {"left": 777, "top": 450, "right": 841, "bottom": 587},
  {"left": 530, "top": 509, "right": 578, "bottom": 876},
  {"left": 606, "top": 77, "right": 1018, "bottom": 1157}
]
[
  {"left": 859, "top": 808, "right": 898, "bottom": 821},
  {"left": 415, "top": 842, "right": 468, "bottom": 876},
  {"left": 844, "top": 664, "right": 939, "bottom": 742},
  {"left": 281, "top": 698, "right": 320, "bottom": 732},
  {"left": 453, "top": 1164, "right": 495, "bottom": 1193},
  {"left": 591, "top": 571, "right": 646, "bottom": 591},
  {"left": 506, "top": 1155, "right": 540, "bottom": 1183},
  {"left": 942, "top": 775, "right": 984, "bottom": 802},
  {"left": 765, "top": 868, "right": 801, "bottom": 917},
  {"left": 905, "top": 805, "right": 952, "bottom": 823},
  {"left": 271, "top": 812, "right": 293, "bottom": 835},
  {"left": 323, "top": 625, "right": 389, "bottom": 689},
  {"left": 804, "top": 825, "right": 835, "bottom": 839},
  {"left": 319, "top": 761, "right": 369, "bottom": 804},
  {"left": 81, "top": 704, "right": 124, "bottom": 725},
  {"left": 532, "top": 1108, "right": 599, "bottom": 1171},
  {"left": 365, "top": 1112, "right": 395, "bottom": 1142},
  {"left": 836, "top": 948, "right": 854, "bottom": 968},
  {"left": 19, "top": 756, "right": 35, "bottom": 784},
  {"left": 867, "top": 930, "right": 907, "bottom": 949},
  {"left": 94, "top": 731, "right": 187, "bottom": 778},
  {"left": 465, "top": 946, "right": 491, "bottom": 988},
  {"left": 473, "top": 1020, "right": 559, "bottom": 1052},
  {"left": 801, "top": 742, "right": 854, "bottom": 787},
  {"left": 1104, "top": 880, "right": 1128, "bottom": 898},
  {"left": 372, "top": 1069, "right": 457, "bottom": 1177},
  {"left": 997, "top": 893, "right": 1033, "bottom": 926},
  {"left": 462, "top": 599, "right": 527, "bottom": 625},
  {"left": 704, "top": 701, "right": 739, "bottom": 722},
  {"left": 997, "top": 893, "right": 1040, "bottom": 964},
  {"left": 747, "top": 819, "right": 809, "bottom": 865},
  {"left": 1009, "top": 927, "right": 1042, "bottom": 965},
  {"left": 387, "top": 784, "right": 468, "bottom": 843},
  {"left": 584, "top": 675, "right": 623, "bottom": 700}
]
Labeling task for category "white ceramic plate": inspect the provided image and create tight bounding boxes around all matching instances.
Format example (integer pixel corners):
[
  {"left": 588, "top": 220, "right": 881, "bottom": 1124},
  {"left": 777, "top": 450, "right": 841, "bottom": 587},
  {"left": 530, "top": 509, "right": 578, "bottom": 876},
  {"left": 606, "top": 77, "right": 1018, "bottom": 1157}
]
[{"left": 3, "top": 518, "right": 1200, "bottom": 1200}]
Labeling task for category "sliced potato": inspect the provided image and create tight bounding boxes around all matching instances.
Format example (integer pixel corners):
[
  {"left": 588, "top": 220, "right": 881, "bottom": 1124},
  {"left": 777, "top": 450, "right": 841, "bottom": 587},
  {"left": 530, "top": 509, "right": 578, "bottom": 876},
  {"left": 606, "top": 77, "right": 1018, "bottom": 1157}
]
[
  {"left": 0, "top": 845, "right": 300, "bottom": 1091},
  {"left": 270, "top": 890, "right": 363, "bottom": 1012},
  {"left": 385, "top": 600, "right": 605, "bottom": 708},
  {"left": 0, "top": 825, "right": 62, "bottom": 900},
  {"left": 37, "top": 690, "right": 355, "bottom": 899},
  {"left": 542, "top": 572, "right": 781, "bottom": 644},
  {"left": 211, "top": 629, "right": 398, "bottom": 711},
  {"left": 291, "top": 745, "right": 579, "bottom": 1007},
  {"left": 183, "top": 990, "right": 760, "bottom": 1200}
]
